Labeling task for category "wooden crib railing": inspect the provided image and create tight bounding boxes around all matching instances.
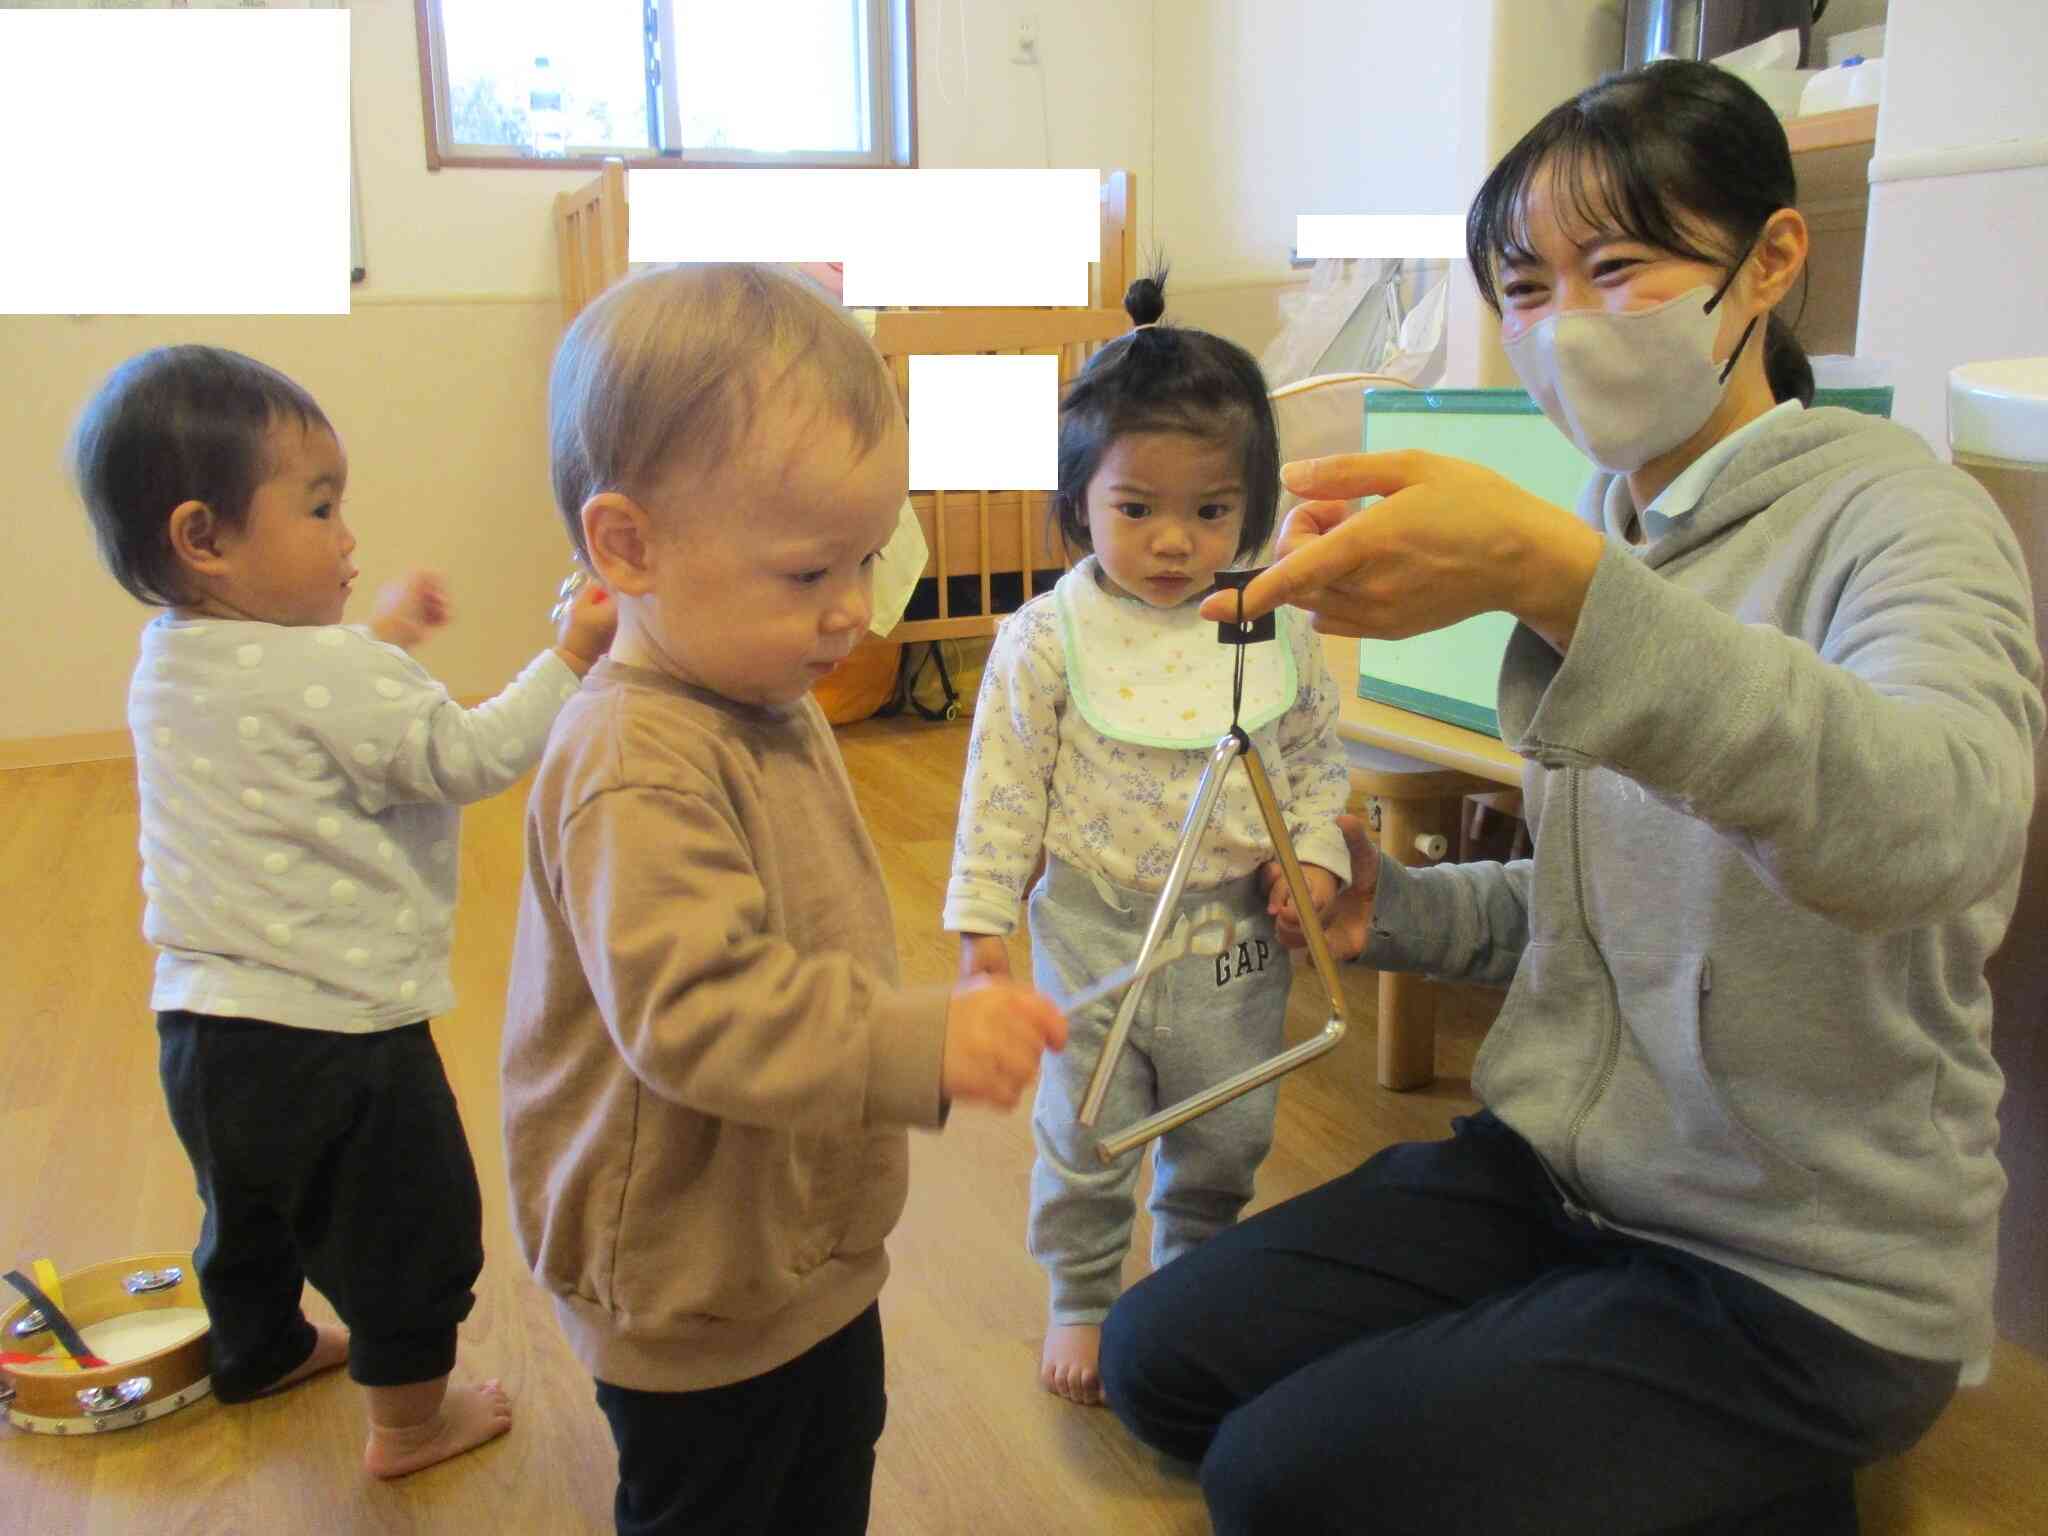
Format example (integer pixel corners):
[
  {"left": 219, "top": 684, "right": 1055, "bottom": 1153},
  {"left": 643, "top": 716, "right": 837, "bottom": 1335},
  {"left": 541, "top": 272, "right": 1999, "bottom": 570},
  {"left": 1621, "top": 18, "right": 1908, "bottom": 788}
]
[{"left": 552, "top": 164, "right": 1139, "bottom": 642}]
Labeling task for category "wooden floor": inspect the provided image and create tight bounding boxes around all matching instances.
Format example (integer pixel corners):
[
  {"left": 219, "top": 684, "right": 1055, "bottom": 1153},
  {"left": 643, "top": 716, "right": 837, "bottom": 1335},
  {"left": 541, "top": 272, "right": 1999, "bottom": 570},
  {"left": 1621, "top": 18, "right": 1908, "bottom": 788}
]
[{"left": 2, "top": 713, "right": 2044, "bottom": 1534}]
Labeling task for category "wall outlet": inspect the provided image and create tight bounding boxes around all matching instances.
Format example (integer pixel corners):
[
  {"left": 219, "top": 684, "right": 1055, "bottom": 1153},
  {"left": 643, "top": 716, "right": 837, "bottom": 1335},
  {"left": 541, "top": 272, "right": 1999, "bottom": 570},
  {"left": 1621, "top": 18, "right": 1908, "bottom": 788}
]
[{"left": 1011, "top": 15, "right": 1039, "bottom": 66}]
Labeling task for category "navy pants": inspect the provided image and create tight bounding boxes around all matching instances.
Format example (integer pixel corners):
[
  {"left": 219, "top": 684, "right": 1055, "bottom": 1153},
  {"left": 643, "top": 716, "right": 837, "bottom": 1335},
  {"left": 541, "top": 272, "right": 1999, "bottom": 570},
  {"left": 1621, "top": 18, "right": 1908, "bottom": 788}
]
[
  {"left": 157, "top": 1011, "right": 483, "bottom": 1400},
  {"left": 596, "top": 1303, "right": 886, "bottom": 1536},
  {"left": 1100, "top": 1112, "right": 1958, "bottom": 1535}
]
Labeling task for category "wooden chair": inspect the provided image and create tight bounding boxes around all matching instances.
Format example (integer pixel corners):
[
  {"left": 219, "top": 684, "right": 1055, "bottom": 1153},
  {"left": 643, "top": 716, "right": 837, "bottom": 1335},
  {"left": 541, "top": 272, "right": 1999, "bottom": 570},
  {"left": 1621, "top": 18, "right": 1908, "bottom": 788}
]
[
  {"left": 553, "top": 159, "right": 627, "bottom": 328},
  {"left": 550, "top": 162, "right": 1140, "bottom": 644}
]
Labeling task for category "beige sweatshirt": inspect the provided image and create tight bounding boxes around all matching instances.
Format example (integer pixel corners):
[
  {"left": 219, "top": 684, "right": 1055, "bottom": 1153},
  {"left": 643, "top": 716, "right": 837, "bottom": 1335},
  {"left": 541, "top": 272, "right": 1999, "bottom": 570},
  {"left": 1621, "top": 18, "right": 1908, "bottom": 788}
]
[{"left": 502, "top": 660, "right": 949, "bottom": 1392}]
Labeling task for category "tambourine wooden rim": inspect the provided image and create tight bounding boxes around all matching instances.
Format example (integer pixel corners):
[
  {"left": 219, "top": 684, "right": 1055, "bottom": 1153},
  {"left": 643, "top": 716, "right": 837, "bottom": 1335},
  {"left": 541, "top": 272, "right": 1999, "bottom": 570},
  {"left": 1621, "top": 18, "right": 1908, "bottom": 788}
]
[{"left": 1, "top": 1251, "right": 212, "bottom": 1435}]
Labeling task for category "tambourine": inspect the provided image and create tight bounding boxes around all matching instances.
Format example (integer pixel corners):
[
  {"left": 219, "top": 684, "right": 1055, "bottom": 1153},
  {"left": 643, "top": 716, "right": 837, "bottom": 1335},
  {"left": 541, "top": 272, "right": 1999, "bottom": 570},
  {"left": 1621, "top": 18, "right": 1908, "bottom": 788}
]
[{"left": 1, "top": 1253, "right": 212, "bottom": 1435}]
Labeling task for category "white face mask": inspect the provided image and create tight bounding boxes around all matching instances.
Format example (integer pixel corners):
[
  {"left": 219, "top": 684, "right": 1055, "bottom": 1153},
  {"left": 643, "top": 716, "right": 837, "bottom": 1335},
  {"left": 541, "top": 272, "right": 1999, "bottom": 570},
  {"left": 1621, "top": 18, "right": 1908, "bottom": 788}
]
[{"left": 1502, "top": 274, "right": 1760, "bottom": 474}]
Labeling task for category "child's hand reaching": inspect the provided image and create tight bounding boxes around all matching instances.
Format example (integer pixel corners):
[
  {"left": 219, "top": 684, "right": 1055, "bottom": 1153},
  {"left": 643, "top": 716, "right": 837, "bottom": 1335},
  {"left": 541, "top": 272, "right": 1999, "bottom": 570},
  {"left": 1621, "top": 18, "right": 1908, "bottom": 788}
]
[
  {"left": 1262, "top": 817, "right": 1379, "bottom": 961},
  {"left": 1261, "top": 855, "right": 1340, "bottom": 951},
  {"left": 370, "top": 569, "right": 452, "bottom": 652},
  {"left": 956, "top": 932, "right": 1012, "bottom": 983},
  {"left": 942, "top": 974, "right": 1066, "bottom": 1111},
  {"left": 554, "top": 577, "right": 616, "bottom": 676}
]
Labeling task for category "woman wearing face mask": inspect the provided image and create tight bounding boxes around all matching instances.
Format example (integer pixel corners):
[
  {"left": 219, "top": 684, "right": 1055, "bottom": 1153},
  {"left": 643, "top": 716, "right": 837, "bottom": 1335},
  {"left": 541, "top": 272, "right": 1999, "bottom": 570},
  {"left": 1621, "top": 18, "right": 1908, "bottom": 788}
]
[{"left": 1097, "top": 60, "right": 2044, "bottom": 1535}]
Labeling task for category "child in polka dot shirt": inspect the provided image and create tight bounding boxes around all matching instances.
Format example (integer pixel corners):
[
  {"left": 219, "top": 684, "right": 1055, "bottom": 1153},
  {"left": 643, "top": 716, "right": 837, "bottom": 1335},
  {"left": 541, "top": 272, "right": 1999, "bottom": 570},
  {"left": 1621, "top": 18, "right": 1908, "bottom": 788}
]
[{"left": 69, "top": 345, "right": 616, "bottom": 1479}]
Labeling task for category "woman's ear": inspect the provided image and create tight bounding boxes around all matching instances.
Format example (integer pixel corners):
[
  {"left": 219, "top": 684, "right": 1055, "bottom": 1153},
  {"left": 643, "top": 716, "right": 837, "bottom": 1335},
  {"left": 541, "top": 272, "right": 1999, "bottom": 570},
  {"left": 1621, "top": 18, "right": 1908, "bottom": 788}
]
[
  {"left": 582, "top": 492, "right": 658, "bottom": 597},
  {"left": 1749, "top": 206, "right": 1809, "bottom": 312}
]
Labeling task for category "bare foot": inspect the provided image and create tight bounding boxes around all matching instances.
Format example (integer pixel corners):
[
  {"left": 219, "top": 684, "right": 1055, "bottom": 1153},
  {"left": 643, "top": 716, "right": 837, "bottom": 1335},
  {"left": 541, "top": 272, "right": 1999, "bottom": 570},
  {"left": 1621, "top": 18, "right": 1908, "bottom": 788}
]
[
  {"left": 1041, "top": 1323, "right": 1105, "bottom": 1406},
  {"left": 362, "top": 1380, "right": 513, "bottom": 1480},
  {"left": 253, "top": 1322, "right": 350, "bottom": 1397}
]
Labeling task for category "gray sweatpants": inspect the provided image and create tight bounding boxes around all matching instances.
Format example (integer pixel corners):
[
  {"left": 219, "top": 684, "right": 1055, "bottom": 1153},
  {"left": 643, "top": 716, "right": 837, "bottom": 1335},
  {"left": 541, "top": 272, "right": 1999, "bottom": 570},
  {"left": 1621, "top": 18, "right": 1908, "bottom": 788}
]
[{"left": 1028, "top": 855, "right": 1291, "bottom": 1325}]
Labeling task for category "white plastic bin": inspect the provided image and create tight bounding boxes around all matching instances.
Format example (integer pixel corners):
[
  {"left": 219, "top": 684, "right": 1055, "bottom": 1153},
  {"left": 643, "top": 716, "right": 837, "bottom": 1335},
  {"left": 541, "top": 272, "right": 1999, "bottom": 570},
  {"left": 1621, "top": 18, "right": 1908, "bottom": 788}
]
[
  {"left": 1950, "top": 356, "right": 2048, "bottom": 815},
  {"left": 1951, "top": 361, "right": 2048, "bottom": 1135},
  {"left": 1800, "top": 57, "right": 1885, "bottom": 115},
  {"left": 1951, "top": 359, "right": 2048, "bottom": 477}
]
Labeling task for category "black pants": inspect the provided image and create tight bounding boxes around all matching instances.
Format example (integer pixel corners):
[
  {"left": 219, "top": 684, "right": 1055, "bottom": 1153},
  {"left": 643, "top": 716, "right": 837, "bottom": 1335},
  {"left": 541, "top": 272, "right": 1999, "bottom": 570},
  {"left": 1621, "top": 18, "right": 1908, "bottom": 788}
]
[
  {"left": 595, "top": 1303, "right": 887, "bottom": 1536},
  {"left": 1100, "top": 1112, "right": 1959, "bottom": 1536},
  {"left": 157, "top": 1011, "right": 483, "bottom": 1401}
]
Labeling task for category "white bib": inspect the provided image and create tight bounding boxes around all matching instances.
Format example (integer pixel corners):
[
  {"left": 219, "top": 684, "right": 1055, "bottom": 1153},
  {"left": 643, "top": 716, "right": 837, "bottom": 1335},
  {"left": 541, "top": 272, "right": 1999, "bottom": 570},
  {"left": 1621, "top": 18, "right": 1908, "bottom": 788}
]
[{"left": 1055, "top": 558, "right": 1296, "bottom": 749}]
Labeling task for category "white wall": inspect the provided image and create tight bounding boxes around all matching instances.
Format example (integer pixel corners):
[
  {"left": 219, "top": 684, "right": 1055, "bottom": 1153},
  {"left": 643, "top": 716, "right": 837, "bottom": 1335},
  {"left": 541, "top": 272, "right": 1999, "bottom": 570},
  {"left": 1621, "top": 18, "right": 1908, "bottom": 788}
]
[
  {"left": 7, "top": 0, "right": 1636, "bottom": 746},
  {"left": 2, "top": 0, "right": 1153, "bottom": 747},
  {"left": 1146, "top": 0, "right": 1500, "bottom": 379},
  {"left": 351, "top": 0, "right": 582, "bottom": 300},
  {"left": 1152, "top": 0, "right": 1477, "bottom": 289},
  {"left": 1855, "top": 0, "right": 2048, "bottom": 452},
  {"left": 912, "top": 0, "right": 1151, "bottom": 176},
  {"left": 7, "top": 0, "right": 599, "bottom": 748},
  {"left": 1868, "top": 0, "right": 2037, "bottom": 161},
  {"left": 351, "top": 0, "right": 1153, "bottom": 300},
  {"left": 1472, "top": 1, "right": 1628, "bottom": 383},
  {"left": 6, "top": 303, "right": 572, "bottom": 749},
  {"left": 1146, "top": 0, "right": 1615, "bottom": 383}
]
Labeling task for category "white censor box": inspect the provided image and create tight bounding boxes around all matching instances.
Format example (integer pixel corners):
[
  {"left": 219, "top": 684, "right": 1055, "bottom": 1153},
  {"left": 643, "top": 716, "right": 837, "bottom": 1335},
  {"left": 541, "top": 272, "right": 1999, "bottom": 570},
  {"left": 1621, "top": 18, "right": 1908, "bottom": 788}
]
[
  {"left": 0, "top": 10, "right": 351, "bottom": 315},
  {"left": 627, "top": 167, "right": 1104, "bottom": 489}
]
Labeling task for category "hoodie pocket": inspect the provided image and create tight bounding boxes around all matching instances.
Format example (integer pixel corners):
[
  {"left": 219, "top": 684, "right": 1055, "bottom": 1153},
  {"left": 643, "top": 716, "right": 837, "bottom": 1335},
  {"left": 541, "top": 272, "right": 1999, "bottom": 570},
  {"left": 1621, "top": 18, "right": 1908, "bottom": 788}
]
[
  {"left": 1473, "top": 939, "right": 1611, "bottom": 1120},
  {"left": 1588, "top": 947, "right": 1820, "bottom": 1236}
]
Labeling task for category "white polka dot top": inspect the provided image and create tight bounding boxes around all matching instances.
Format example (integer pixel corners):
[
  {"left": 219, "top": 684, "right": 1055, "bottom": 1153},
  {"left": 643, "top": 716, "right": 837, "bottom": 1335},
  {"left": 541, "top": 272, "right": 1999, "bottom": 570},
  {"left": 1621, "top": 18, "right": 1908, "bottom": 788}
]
[{"left": 127, "top": 615, "right": 582, "bottom": 1033}]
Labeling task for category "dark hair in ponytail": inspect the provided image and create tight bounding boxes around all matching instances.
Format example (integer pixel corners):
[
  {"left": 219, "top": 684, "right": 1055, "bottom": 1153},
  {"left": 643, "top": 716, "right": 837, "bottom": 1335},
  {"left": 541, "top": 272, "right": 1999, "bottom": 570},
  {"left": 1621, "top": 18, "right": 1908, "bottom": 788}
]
[
  {"left": 1760, "top": 312, "right": 1813, "bottom": 409},
  {"left": 1124, "top": 273, "right": 1167, "bottom": 327},
  {"left": 1052, "top": 266, "right": 1281, "bottom": 560},
  {"left": 1466, "top": 58, "right": 1814, "bottom": 406}
]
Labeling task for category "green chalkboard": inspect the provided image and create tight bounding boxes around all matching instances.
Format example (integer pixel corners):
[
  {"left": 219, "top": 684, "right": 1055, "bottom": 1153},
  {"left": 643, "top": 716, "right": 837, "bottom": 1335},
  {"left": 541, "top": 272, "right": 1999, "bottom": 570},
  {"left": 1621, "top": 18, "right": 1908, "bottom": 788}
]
[
  {"left": 1352, "top": 386, "right": 1895, "bottom": 735},
  {"left": 1355, "top": 390, "right": 1593, "bottom": 736}
]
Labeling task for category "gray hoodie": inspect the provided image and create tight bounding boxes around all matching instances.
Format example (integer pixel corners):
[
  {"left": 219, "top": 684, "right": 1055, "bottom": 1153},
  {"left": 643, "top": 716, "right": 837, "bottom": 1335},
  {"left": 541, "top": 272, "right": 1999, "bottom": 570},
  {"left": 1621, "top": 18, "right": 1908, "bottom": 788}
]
[{"left": 1365, "top": 407, "right": 2044, "bottom": 1369}]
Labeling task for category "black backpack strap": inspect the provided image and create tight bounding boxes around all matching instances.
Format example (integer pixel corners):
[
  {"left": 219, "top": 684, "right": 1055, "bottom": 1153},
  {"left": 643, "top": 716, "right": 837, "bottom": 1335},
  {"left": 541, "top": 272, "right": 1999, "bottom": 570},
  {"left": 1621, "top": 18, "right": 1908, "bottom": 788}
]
[{"left": 876, "top": 642, "right": 962, "bottom": 722}]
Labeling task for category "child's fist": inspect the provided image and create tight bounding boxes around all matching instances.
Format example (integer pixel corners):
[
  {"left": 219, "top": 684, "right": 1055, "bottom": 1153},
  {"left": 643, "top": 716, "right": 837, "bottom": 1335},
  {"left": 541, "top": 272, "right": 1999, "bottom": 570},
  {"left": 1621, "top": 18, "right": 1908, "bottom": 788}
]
[
  {"left": 1263, "top": 819, "right": 1380, "bottom": 960},
  {"left": 956, "top": 932, "right": 1012, "bottom": 983},
  {"left": 371, "top": 569, "right": 453, "bottom": 651},
  {"left": 555, "top": 577, "right": 617, "bottom": 670},
  {"left": 1262, "top": 858, "right": 1339, "bottom": 951},
  {"left": 942, "top": 976, "right": 1066, "bottom": 1111}
]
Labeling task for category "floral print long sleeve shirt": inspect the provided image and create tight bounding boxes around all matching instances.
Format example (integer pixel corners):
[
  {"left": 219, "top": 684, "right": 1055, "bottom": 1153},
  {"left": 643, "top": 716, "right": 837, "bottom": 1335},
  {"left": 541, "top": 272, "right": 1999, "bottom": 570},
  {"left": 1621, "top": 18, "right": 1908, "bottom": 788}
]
[{"left": 943, "top": 590, "right": 1354, "bottom": 937}]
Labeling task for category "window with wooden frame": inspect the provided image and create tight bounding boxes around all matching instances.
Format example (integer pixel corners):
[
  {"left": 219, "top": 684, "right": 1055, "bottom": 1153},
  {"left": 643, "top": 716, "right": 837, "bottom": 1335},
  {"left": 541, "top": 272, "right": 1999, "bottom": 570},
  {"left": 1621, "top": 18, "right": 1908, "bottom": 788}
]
[{"left": 415, "top": 0, "right": 915, "bottom": 171}]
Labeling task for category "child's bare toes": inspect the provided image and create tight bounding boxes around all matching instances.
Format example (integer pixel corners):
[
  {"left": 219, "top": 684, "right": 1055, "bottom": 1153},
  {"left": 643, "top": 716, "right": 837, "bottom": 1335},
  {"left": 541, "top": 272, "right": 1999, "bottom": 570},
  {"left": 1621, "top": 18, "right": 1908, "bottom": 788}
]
[
  {"left": 363, "top": 1382, "right": 513, "bottom": 1480},
  {"left": 1040, "top": 1324, "right": 1105, "bottom": 1407}
]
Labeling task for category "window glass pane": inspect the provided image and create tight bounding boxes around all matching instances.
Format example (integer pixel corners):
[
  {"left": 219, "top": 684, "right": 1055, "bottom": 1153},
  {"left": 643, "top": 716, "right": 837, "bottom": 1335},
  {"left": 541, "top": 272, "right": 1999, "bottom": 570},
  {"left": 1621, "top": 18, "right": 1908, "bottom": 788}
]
[
  {"left": 675, "top": 0, "right": 867, "bottom": 153},
  {"left": 442, "top": 0, "right": 650, "bottom": 153}
]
